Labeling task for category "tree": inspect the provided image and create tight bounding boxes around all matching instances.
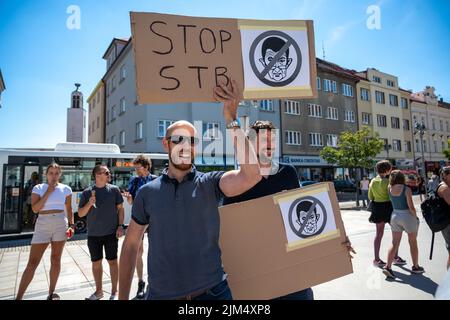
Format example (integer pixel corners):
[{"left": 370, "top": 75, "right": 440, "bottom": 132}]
[
  {"left": 320, "top": 127, "right": 384, "bottom": 204},
  {"left": 444, "top": 139, "right": 450, "bottom": 161}
]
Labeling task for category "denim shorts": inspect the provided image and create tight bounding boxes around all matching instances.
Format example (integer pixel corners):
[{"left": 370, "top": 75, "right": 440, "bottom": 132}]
[{"left": 193, "top": 279, "right": 233, "bottom": 300}]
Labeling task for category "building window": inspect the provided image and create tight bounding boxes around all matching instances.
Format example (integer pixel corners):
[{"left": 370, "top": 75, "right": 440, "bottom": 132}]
[
  {"left": 285, "top": 131, "right": 301, "bottom": 145},
  {"left": 344, "top": 110, "right": 355, "bottom": 123},
  {"left": 387, "top": 80, "right": 395, "bottom": 87},
  {"left": 391, "top": 117, "right": 400, "bottom": 129},
  {"left": 157, "top": 120, "right": 175, "bottom": 138},
  {"left": 432, "top": 118, "right": 436, "bottom": 130},
  {"left": 111, "top": 105, "right": 116, "bottom": 121},
  {"left": 106, "top": 110, "right": 110, "bottom": 124},
  {"left": 362, "top": 112, "right": 371, "bottom": 125},
  {"left": 342, "top": 84, "right": 354, "bottom": 97},
  {"left": 309, "top": 133, "right": 323, "bottom": 146},
  {"left": 308, "top": 104, "right": 322, "bottom": 118},
  {"left": 327, "top": 107, "right": 338, "bottom": 120},
  {"left": 323, "top": 79, "right": 331, "bottom": 92},
  {"left": 375, "top": 91, "right": 385, "bottom": 104},
  {"left": 203, "top": 122, "right": 220, "bottom": 140},
  {"left": 361, "top": 88, "right": 370, "bottom": 101},
  {"left": 423, "top": 140, "right": 427, "bottom": 152},
  {"left": 405, "top": 141, "right": 412, "bottom": 152},
  {"left": 434, "top": 140, "right": 438, "bottom": 153},
  {"left": 317, "top": 77, "right": 321, "bottom": 90},
  {"left": 403, "top": 119, "right": 410, "bottom": 131},
  {"left": 111, "top": 135, "right": 116, "bottom": 145},
  {"left": 415, "top": 139, "right": 420, "bottom": 152},
  {"left": 326, "top": 134, "right": 338, "bottom": 147},
  {"left": 447, "top": 121, "right": 449, "bottom": 132},
  {"left": 260, "top": 100, "right": 274, "bottom": 111},
  {"left": 332, "top": 81, "right": 337, "bottom": 93},
  {"left": 120, "top": 131, "right": 125, "bottom": 147},
  {"left": 389, "top": 94, "right": 398, "bottom": 107},
  {"left": 373, "top": 76, "right": 381, "bottom": 83},
  {"left": 377, "top": 115, "right": 387, "bottom": 127},
  {"left": 120, "top": 65, "right": 126, "bottom": 82},
  {"left": 401, "top": 97, "right": 408, "bottom": 109},
  {"left": 440, "top": 120, "right": 444, "bottom": 131},
  {"left": 111, "top": 75, "right": 116, "bottom": 92},
  {"left": 91, "top": 121, "right": 95, "bottom": 133},
  {"left": 96, "top": 116, "right": 99, "bottom": 129},
  {"left": 120, "top": 97, "right": 126, "bottom": 114},
  {"left": 442, "top": 141, "right": 446, "bottom": 152},
  {"left": 136, "top": 122, "right": 143, "bottom": 140},
  {"left": 393, "top": 139, "right": 402, "bottom": 152},
  {"left": 285, "top": 100, "right": 300, "bottom": 115},
  {"left": 88, "top": 124, "right": 91, "bottom": 135}
]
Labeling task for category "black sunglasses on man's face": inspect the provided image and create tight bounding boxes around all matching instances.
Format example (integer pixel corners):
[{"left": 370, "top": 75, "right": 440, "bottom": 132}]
[{"left": 166, "top": 135, "right": 199, "bottom": 145}]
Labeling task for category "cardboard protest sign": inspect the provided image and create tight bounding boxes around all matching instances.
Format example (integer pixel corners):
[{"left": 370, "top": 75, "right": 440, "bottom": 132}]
[
  {"left": 218, "top": 182, "right": 352, "bottom": 300},
  {"left": 130, "top": 12, "right": 316, "bottom": 104}
]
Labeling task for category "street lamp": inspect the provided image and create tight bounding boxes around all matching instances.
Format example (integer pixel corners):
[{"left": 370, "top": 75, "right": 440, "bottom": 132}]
[
  {"left": 414, "top": 121, "right": 427, "bottom": 194},
  {"left": 384, "top": 141, "right": 392, "bottom": 160}
]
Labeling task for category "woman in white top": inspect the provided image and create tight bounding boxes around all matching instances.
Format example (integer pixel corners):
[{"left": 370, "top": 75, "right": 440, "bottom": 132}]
[
  {"left": 360, "top": 176, "right": 370, "bottom": 208},
  {"left": 16, "top": 163, "right": 74, "bottom": 300}
]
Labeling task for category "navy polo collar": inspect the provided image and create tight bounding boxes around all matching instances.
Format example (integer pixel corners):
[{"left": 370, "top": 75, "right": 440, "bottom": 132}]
[{"left": 161, "top": 165, "right": 197, "bottom": 183}]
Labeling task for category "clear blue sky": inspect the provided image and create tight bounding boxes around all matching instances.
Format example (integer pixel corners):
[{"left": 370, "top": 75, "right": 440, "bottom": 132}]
[{"left": 1, "top": 0, "right": 449, "bottom": 148}]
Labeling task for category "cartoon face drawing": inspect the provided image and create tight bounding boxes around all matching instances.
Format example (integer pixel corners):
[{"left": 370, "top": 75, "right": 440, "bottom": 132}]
[
  {"left": 259, "top": 37, "right": 293, "bottom": 82},
  {"left": 295, "top": 201, "right": 320, "bottom": 235}
]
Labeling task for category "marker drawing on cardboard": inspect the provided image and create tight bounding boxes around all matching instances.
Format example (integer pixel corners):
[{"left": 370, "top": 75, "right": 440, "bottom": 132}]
[{"left": 274, "top": 184, "right": 340, "bottom": 252}]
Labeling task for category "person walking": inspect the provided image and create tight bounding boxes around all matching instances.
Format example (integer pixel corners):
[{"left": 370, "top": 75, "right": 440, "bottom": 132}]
[
  {"left": 437, "top": 166, "right": 450, "bottom": 270},
  {"left": 16, "top": 163, "right": 74, "bottom": 300},
  {"left": 78, "top": 164, "right": 125, "bottom": 300},
  {"left": 382, "top": 170, "right": 425, "bottom": 279},
  {"left": 360, "top": 176, "right": 370, "bottom": 208},
  {"left": 369, "top": 160, "right": 406, "bottom": 268}
]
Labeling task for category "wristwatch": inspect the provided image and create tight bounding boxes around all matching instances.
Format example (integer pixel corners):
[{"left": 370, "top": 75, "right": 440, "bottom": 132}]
[{"left": 226, "top": 118, "right": 241, "bottom": 129}]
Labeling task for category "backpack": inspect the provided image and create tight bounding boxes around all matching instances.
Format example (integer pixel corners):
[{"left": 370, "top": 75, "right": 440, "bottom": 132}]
[
  {"left": 421, "top": 185, "right": 450, "bottom": 233},
  {"left": 420, "top": 184, "right": 450, "bottom": 260}
]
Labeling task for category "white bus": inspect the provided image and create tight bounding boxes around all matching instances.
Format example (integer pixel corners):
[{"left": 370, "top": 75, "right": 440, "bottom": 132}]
[{"left": 0, "top": 143, "right": 168, "bottom": 235}]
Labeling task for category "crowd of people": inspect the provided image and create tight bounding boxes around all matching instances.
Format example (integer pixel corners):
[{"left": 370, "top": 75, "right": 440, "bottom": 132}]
[{"left": 13, "top": 81, "right": 449, "bottom": 300}]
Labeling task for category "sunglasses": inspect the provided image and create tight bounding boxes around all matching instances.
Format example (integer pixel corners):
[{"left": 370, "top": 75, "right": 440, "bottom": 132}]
[
  {"left": 98, "top": 171, "right": 110, "bottom": 176},
  {"left": 167, "top": 135, "right": 199, "bottom": 145}
]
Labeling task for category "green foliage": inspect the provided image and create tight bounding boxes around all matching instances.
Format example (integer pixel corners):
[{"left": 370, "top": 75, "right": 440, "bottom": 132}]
[{"left": 320, "top": 127, "right": 384, "bottom": 169}]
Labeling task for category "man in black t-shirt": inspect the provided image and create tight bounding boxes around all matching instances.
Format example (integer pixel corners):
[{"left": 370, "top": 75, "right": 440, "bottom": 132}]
[{"left": 224, "top": 120, "right": 355, "bottom": 300}]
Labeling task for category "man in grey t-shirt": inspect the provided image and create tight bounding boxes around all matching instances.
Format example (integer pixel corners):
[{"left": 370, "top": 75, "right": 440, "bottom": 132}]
[{"left": 79, "top": 164, "right": 124, "bottom": 300}]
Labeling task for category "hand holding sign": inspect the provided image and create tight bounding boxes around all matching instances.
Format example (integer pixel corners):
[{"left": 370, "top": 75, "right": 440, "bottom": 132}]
[{"left": 213, "top": 79, "right": 242, "bottom": 122}]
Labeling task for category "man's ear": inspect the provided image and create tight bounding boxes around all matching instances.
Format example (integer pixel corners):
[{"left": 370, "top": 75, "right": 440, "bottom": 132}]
[
  {"left": 287, "top": 58, "right": 293, "bottom": 68},
  {"left": 259, "top": 58, "right": 266, "bottom": 68},
  {"left": 162, "top": 138, "right": 169, "bottom": 153}
]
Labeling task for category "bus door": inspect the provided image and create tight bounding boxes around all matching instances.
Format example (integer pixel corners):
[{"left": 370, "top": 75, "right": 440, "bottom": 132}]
[
  {"left": 0, "top": 165, "right": 23, "bottom": 233},
  {"left": 21, "top": 165, "right": 40, "bottom": 232}
]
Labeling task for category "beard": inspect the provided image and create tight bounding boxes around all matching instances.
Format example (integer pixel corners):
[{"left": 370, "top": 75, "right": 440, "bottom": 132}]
[{"left": 169, "top": 145, "right": 194, "bottom": 171}]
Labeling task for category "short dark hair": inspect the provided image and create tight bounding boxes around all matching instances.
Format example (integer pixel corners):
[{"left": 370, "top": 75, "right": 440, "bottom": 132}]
[
  {"left": 92, "top": 164, "right": 108, "bottom": 179},
  {"left": 247, "top": 120, "right": 277, "bottom": 141},
  {"left": 441, "top": 166, "right": 450, "bottom": 176},
  {"left": 133, "top": 154, "right": 152, "bottom": 169},
  {"left": 389, "top": 170, "right": 405, "bottom": 186},
  {"left": 375, "top": 160, "right": 392, "bottom": 174},
  {"left": 261, "top": 37, "right": 289, "bottom": 60}
]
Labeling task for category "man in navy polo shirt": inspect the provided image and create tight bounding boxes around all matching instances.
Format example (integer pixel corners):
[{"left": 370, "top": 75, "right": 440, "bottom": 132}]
[
  {"left": 118, "top": 80, "right": 262, "bottom": 300},
  {"left": 223, "top": 120, "right": 355, "bottom": 300}
]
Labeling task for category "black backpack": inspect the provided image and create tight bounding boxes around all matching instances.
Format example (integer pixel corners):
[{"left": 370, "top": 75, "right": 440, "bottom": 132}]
[
  {"left": 420, "top": 184, "right": 450, "bottom": 260},
  {"left": 421, "top": 185, "right": 450, "bottom": 232}
]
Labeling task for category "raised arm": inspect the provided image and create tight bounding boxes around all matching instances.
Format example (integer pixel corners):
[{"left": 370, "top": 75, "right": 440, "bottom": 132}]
[{"left": 213, "top": 80, "right": 261, "bottom": 197}]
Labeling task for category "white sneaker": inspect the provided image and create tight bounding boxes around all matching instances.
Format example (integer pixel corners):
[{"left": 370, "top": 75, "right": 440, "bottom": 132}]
[
  {"left": 85, "top": 292, "right": 104, "bottom": 300},
  {"left": 109, "top": 293, "right": 117, "bottom": 300}
]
